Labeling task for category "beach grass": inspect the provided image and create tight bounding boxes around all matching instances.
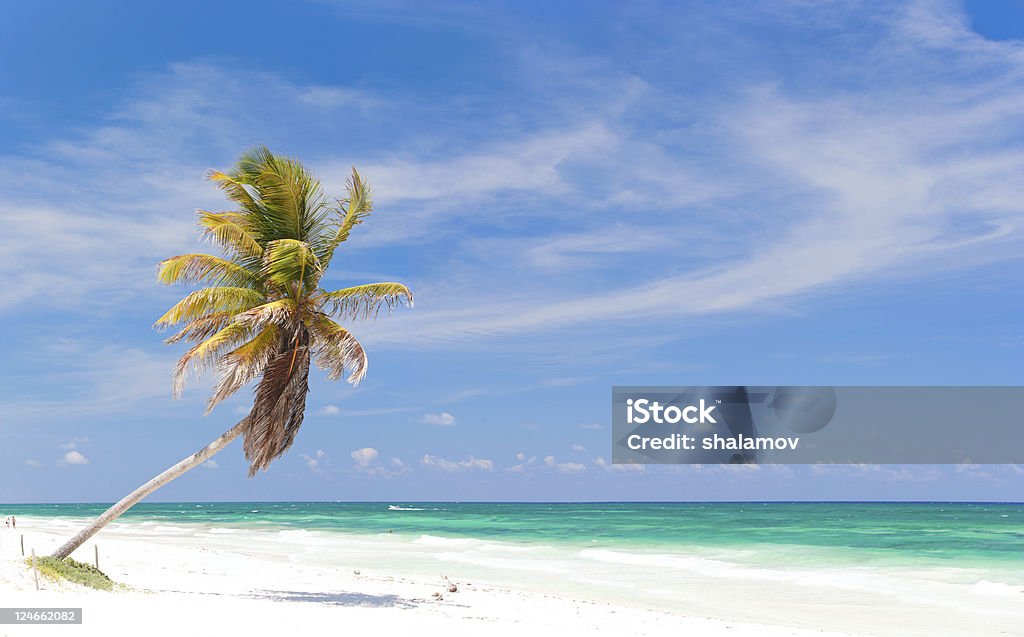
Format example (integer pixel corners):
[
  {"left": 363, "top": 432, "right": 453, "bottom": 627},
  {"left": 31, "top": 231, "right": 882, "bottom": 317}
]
[{"left": 29, "top": 556, "right": 115, "bottom": 591}]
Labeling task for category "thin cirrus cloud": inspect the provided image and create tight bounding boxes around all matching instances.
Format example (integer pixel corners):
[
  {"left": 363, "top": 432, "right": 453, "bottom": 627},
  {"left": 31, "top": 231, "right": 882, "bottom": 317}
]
[
  {"left": 347, "top": 4, "right": 1024, "bottom": 348},
  {"left": 0, "top": 63, "right": 381, "bottom": 312},
  {"left": 3, "top": 3, "right": 1021, "bottom": 350}
]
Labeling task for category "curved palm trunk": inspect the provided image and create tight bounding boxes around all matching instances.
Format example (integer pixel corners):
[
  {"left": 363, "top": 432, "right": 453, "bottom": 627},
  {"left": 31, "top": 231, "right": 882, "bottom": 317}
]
[{"left": 51, "top": 419, "right": 247, "bottom": 560}]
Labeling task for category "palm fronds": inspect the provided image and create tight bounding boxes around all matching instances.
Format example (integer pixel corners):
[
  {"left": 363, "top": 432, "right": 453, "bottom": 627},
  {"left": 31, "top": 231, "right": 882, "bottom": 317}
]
[
  {"left": 208, "top": 170, "right": 258, "bottom": 211},
  {"left": 243, "top": 346, "right": 310, "bottom": 476},
  {"left": 154, "top": 287, "right": 264, "bottom": 330},
  {"left": 197, "top": 211, "right": 263, "bottom": 258},
  {"left": 318, "top": 282, "right": 413, "bottom": 320},
  {"left": 234, "top": 299, "right": 299, "bottom": 330},
  {"left": 208, "top": 325, "right": 281, "bottom": 413},
  {"left": 157, "top": 254, "right": 260, "bottom": 288},
  {"left": 262, "top": 239, "right": 323, "bottom": 295},
  {"left": 172, "top": 322, "right": 253, "bottom": 398},
  {"left": 310, "top": 315, "right": 368, "bottom": 384},
  {"left": 157, "top": 146, "right": 411, "bottom": 475},
  {"left": 321, "top": 167, "right": 372, "bottom": 264}
]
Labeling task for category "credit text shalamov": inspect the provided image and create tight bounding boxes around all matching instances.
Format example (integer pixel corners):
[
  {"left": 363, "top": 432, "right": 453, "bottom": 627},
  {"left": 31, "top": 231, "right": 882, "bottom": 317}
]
[{"left": 624, "top": 398, "right": 800, "bottom": 452}]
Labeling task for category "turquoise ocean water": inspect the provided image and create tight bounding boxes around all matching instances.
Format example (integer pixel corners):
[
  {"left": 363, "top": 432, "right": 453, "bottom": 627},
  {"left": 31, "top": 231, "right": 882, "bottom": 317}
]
[{"left": 3, "top": 501, "right": 1021, "bottom": 570}]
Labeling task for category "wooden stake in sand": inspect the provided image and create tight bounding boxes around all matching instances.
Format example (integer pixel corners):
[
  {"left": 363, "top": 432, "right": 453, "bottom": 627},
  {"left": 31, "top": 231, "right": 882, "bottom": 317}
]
[
  {"left": 20, "top": 535, "right": 24, "bottom": 557},
  {"left": 94, "top": 545, "right": 99, "bottom": 570},
  {"left": 31, "top": 549, "right": 39, "bottom": 591}
]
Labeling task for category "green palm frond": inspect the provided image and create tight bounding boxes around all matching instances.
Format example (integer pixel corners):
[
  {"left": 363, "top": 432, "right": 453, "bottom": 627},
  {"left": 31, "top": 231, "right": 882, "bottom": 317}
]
[
  {"left": 208, "top": 170, "right": 258, "bottom": 212},
  {"left": 237, "top": 146, "right": 330, "bottom": 245},
  {"left": 197, "top": 211, "right": 263, "bottom": 258},
  {"left": 321, "top": 167, "right": 372, "bottom": 264},
  {"left": 318, "top": 282, "right": 413, "bottom": 320},
  {"left": 154, "top": 287, "right": 265, "bottom": 330},
  {"left": 309, "top": 315, "right": 367, "bottom": 384},
  {"left": 157, "top": 254, "right": 260, "bottom": 288},
  {"left": 262, "top": 239, "right": 323, "bottom": 294}
]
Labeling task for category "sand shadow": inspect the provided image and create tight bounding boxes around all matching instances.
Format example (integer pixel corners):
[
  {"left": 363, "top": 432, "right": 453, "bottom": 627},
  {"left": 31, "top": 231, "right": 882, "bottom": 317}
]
[{"left": 246, "top": 589, "right": 419, "bottom": 608}]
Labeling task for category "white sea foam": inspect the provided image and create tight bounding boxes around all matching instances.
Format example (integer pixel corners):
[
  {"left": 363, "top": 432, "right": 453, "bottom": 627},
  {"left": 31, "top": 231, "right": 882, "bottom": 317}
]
[
  {"left": 581, "top": 548, "right": 743, "bottom": 575},
  {"left": 277, "top": 529, "right": 318, "bottom": 542},
  {"left": 478, "top": 542, "right": 547, "bottom": 553},
  {"left": 434, "top": 551, "right": 569, "bottom": 574},
  {"left": 116, "top": 524, "right": 189, "bottom": 535},
  {"left": 412, "top": 534, "right": 480, "bottom": 547},
  {"left": 971, "top": 579, "right": 1023, "bottom": 596},
  {"left": 578, "top": 548, "right": 894, "bottom": 594}
]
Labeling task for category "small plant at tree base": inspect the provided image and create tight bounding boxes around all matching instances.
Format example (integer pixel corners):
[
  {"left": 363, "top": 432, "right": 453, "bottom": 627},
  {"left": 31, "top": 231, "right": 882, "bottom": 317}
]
[{"left": 29, "top": 557, "right": 115, "bottom": 591}]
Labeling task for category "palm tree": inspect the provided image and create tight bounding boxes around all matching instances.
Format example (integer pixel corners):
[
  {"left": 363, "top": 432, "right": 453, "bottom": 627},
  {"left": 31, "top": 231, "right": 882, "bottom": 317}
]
[{"left": 51, "top": 147, "right": 412, "bottom": 560}]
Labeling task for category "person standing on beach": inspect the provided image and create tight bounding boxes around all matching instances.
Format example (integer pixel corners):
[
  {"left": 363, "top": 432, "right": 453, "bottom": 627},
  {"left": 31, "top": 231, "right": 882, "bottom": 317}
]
[{"left": 10, "top": 516, "right": 15, "bottom": 530}]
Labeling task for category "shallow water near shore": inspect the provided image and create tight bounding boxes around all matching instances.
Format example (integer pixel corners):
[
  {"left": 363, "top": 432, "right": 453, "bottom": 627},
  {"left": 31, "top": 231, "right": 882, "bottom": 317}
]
[{"left": 4, "top": 501, "right": 1022, "bottom": 563}]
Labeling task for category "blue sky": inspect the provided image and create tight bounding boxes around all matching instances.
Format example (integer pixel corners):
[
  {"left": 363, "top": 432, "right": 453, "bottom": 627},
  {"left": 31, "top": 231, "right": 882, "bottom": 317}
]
[{"left": 1, "top": 0, "right": 1022, "bottom": 503}]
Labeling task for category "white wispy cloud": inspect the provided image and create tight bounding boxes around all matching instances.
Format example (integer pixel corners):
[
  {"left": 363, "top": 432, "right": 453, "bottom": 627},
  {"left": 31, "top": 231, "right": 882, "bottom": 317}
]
[
  {"left": 0, "top": 62, "right": 381, "bottom": 312},
  {"left": 7, "top": 4, "right": 1020, "bottom": 355},
  {"left": 420, "top": 454, "right": 493, "bottom": 472},
  {"left": 524, "top": 225, "right": 678, "bottom": 270},
  {"left": 542, "top": 455, "right": 587, "bottom": 474},
  {"left": 61, "top": 451, "right": 89, "bottom": 466},
  {"left": 334, "top": 4, "right": 1024, "bottom": 348},
  {"left": 347, "top": 449, "right": 411, "bottom": 477},
  {"left": 300, "top": 449, "right": 328, "bottom": 473},
  {"left": 297, "top": 86, "right": 382, "bottom": 110},
  {"left": 0, "top": 341, "right": 188, "bottom": 419},
  {"left": 350, "top": 447, "right": 379, "bottom": 466},
  {"left": 593, "top": 456, "right": 645, "bottom": 473},
  {"left": 421, "top": 412, "right": 456, "bottom": 426},
  {"left": 508, "top": 452, "right": 537, "bottom": 473},
  {"left": 338, "top": 123, "right": 614, "bottom": 205}
]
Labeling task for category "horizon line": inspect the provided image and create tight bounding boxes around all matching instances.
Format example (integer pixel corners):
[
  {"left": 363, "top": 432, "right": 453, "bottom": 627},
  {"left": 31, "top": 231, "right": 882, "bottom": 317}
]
[{"left": 2, "top": 499, "right": 1021, "bottom": 506}]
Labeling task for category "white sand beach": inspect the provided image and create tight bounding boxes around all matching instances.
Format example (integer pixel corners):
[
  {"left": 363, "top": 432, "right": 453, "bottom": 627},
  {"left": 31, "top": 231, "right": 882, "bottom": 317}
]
[{"left": 0, "top": 518, "right": 1020, "bottom": 637}]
